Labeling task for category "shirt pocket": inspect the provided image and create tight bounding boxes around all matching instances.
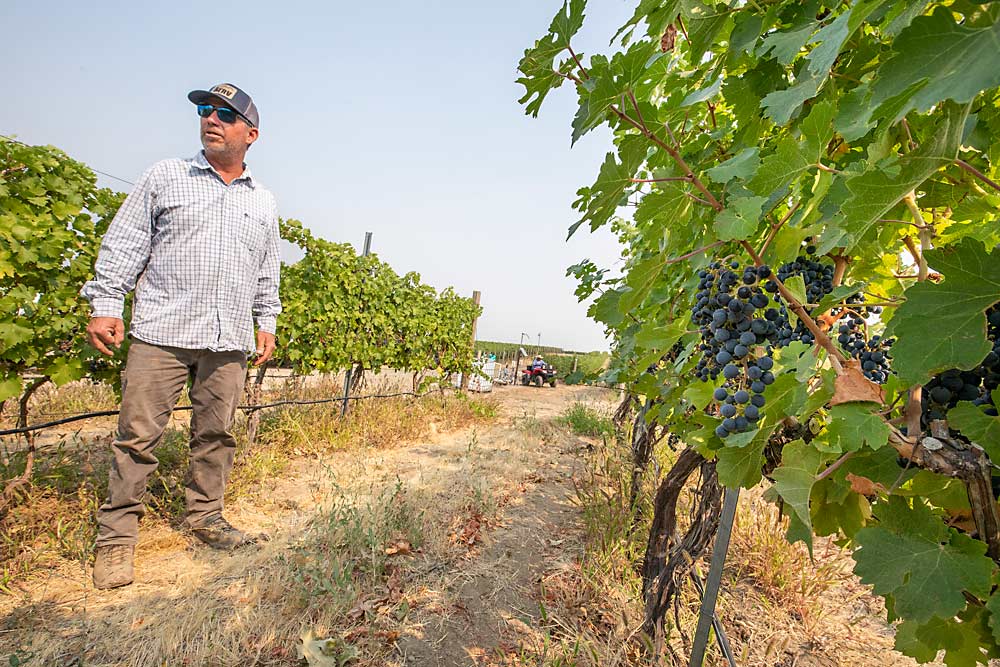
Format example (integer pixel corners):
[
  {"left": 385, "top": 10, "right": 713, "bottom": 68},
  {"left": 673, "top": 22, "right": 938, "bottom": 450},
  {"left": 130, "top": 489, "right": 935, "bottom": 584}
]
[{"left": 237, "top": 212, "right": 268, "bottom": 253}]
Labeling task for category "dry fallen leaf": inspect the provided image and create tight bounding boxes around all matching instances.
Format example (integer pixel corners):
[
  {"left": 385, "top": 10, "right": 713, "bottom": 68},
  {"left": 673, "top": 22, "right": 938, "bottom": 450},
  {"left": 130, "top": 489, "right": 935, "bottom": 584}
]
[
  {"left": 384, "top": 539, "right": 412, "bottom": 556},
  {"left": 459, "top": 515, "right": 482, "bottom": 546},
  {"left": 831, "top": 358, "right": 884, "bottom": 406},
  {"left": 375, "top": 629, "right": 400, "bottom": 644}
]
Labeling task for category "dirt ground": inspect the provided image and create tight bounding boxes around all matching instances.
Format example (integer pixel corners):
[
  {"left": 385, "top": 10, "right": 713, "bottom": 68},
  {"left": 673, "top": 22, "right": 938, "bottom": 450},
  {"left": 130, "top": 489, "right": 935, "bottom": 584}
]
[{"left": 0, "top": 383, "right": 943, "bottom": 666}]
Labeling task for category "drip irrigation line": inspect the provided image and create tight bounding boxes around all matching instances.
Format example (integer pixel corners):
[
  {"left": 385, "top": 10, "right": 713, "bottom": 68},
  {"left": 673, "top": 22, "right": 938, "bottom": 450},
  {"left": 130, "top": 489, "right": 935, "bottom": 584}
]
[{"left": 0, "top": 388, "right": 447, "bottom": 438}]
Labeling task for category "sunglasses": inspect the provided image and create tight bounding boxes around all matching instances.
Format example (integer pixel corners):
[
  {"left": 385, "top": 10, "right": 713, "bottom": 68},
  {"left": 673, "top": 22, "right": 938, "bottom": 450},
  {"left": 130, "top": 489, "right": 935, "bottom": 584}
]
[{"left": 196, "top": 104, "right": 252, "bottom": 126}]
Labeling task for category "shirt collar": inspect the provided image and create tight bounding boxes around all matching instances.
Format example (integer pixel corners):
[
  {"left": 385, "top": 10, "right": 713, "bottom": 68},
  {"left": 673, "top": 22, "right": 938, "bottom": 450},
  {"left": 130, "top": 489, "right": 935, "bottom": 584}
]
[{"left": 192, "top": 150, "right": 256, "bottom": 188}]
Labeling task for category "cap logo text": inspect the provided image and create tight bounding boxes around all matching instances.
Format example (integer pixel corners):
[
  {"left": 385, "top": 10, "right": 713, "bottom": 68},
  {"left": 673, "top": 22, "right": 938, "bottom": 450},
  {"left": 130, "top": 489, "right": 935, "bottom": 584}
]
[{"left": 210, "top": 84, "right": 237, "bottom": 99}]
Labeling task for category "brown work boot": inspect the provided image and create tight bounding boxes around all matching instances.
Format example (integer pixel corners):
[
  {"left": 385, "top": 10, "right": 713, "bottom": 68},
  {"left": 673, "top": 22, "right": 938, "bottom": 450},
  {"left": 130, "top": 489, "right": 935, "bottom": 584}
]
[
  {"left": 189, "top": 515, "right": 263, "bottom": 550},
  {"left": 93, "top": 545, "right": 134, "bottom": 590}
]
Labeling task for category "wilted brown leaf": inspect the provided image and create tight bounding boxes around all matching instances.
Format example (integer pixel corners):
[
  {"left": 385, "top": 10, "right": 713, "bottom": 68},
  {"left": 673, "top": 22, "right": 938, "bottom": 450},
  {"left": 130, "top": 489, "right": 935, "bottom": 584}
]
[
  {"left": 661, "top": 24, "right": 677, "bottom": 52},
  {"left": 846, "top": 473, "right": 886, "bottom": 496},
  {"left": 831, "top": 359, "right": 884, "bottom": 406}
]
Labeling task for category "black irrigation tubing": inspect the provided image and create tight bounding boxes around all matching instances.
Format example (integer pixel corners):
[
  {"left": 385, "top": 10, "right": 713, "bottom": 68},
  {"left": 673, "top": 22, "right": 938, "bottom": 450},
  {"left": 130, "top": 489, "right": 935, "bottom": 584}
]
[{"left": 0, "top": 389, "right": 446, "bottom": 438}]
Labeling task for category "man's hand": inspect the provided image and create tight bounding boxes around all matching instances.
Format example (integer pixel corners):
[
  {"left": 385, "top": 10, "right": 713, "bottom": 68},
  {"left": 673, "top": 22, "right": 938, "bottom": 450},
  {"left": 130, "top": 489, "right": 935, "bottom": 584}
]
[
  {"left": 86, "top": 317, "right": 125, "bottom": 356},
  {"left": 254, "top": 331, "right": 276, "bottom": 367}
]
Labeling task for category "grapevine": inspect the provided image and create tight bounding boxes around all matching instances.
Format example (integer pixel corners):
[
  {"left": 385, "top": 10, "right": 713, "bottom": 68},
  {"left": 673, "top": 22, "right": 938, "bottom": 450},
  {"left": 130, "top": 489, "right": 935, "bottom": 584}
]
[{"left": 518, "top": 0, "right": 1000, "bottom": 662}]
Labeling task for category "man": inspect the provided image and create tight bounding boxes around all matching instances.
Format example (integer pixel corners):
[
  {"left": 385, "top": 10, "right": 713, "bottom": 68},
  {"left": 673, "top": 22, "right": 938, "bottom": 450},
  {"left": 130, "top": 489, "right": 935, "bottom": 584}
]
[
  {"left": 531, "top": 355, "right": 545, "bottom": 370},
  {"left": 81, "top": 83, "right": 281, "bottom": 590}
]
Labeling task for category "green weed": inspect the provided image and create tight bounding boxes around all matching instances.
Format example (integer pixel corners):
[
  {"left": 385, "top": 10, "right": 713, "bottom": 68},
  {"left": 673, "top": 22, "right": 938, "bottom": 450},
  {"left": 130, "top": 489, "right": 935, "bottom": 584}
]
[{"left": 558, "top": 403, "right": 614, "bottom": 439}]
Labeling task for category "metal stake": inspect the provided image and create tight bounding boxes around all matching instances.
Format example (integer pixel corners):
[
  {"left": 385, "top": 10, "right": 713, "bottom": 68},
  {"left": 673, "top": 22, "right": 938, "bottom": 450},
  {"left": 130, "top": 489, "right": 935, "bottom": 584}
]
[{"left": 689, "top": 486, "right": 740, "bottom": 667}]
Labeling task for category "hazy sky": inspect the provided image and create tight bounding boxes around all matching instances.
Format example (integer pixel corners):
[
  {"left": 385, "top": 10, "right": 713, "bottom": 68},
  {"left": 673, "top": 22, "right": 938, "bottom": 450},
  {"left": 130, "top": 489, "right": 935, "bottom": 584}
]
[{"left": 2, "top": 1, "right": 635, "bottom": 352}]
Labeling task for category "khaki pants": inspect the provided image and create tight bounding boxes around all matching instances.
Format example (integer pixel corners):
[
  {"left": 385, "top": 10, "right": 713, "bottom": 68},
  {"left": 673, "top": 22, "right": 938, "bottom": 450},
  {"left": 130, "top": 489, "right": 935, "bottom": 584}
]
[{"left": 96, "top": 339, "right": 247, "bottom": 547}]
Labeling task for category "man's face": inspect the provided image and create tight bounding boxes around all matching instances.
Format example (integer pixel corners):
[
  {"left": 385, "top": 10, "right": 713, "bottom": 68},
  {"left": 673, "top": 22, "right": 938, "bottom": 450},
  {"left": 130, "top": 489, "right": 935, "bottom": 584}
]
[{"left": 199, "top": 97, "right": 258, "bottom": 161}]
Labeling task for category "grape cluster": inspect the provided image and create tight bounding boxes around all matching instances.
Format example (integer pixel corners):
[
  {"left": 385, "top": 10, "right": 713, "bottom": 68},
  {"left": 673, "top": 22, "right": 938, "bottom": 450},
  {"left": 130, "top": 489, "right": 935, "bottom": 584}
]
[
  {"left": 689, "top": 247, "right": 910, "bottom": 440},
  {"left": 691, "top": 261, "right": 780, "bottom": 438},
  {"left": 835, "top": 316, "right": 893, "bottom": 384},
  {"left": 921, "top": 305, "right": 1000, "bottom": 425},
  {"left": 777, "top": 248, "right": 833, "bottom": 304},
  {"left": 774, "top": 252, "right": 834, "bottom": 346},
  {"left": 776, "top": 247, "right": 897, "bottom": 384}
]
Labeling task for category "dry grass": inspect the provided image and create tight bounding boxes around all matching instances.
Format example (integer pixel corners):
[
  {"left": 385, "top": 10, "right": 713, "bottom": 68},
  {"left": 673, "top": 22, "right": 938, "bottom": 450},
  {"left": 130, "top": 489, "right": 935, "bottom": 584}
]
[
  {"left": 505, "top": 416, "right": 907, "bottom": 667},
  {"left": 0, "top": 373, "right": 498, "bottom": 595},
  {"left": 6, "top": 479, "right": 429, "bottom": 667},
  {"left": 1, "top": 375, "right": 508, "bottom": 667}
]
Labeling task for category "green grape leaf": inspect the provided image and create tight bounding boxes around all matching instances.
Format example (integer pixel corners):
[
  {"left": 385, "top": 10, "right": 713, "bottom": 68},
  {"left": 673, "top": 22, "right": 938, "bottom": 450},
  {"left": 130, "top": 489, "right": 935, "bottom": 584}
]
[
  {"left": 817, "top": 403, "right": 890, "bottom": 454},
  {"left": 0, "top": 373, "right": 21, "bottom": 402},
  {"left": 747, "top": 137, "right": 811, "bottom": 197},
  {"left": 987, "top": 589, "right": 1000, "bottom": 646},
  {"left": 713, "top": 195, "right": 766, "bottom": 241},
  {"left": 571, "top": 136, "right": 645, "bottom": 237},
  {"left": 804, "top": 370, "right": 836, "bottom": 415},
  {"left": 888, "top": 238, "right": 1000, "bottom": 387},
  {"left": 634, "top": 318, "right": 687, "bottom": 351},
  {"left": 683, "top": 380, "right": 718, "bottom": 411},
  {"left": 761, "top": 76, "right": 823, "bottom": 126},
  {"left": 948, "top": 402, "right": 1000, "bottom": 461},
  {"left": 799, "top": 99, "right": 837, "bottom": 159},
  {"left": 716, "top": 424, "right": 777, "bottom": 488},
  {"left": 757, "top": 23, "right": 814, "bottom": 65},
  {"left": 771, "top": 439, "right": 823, "bottom": 541},
  {"left": 763, "top": 0, "right": 891, "bottom": 124},
  {"left": 782, "top": 274, "right": 808, "bottom": 309},
  {"left": 767, "top": 223, "right": 819, "bottom": 267},
  {"left": 517, "top": 36, "right": 568, "bottom": 119},
  {"left": 516, "top": 0, "right": 586, "bottom": 117},
  {"left": 706, "top": 147, "right": 759, "bottom": 184},
  {"left": 894, "top": 620, "right": 939, "bottom": 663},
  {"left": 899, "top": 612, "right": 999, "bottom": 667},
  {"left": 45, "top": 357, "right": 85, "bottom": 387},
  {"left": 0, "top": 322, "right": 33, "bottom": 348},
  {"left": 854, "top": 496, "right": 994, "bottom": 624},
  {"left": 812, "top": 478, "right": 871, "bottom": 539},
  {"left": 681, "top": 76, "right": 721, "bottom": 107},
  {"left": 682, "top": 0, "right": 730, "bottom": 64},
  {"left": 574, "top": 42, "right": 661, "bottom": 142},
  {"left": 871, "top": 8, "right": 1000, "bottom": 121},
  {"left": 813, "top": 284, "right": 866, "bottom": 316},
  {"left": 774, "top": 341, "right": 815, "bottom": 380},
  {"left": 766, "top": 371, "right": 808, "bottom": 419},
  {"left": 549, "top": 0, "right": 586, "bottom": 41},
  {"left": 837, "top": 101, "right": 968, "bottom": 250},
  {"left": 785, "top": 511, "right": 814, "bottom": 553}
]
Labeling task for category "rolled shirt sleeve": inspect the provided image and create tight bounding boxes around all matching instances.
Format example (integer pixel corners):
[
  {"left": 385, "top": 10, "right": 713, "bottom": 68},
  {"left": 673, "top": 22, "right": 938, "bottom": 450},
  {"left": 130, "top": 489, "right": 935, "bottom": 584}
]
[
  {"left": 253, "top": 200, "right": 282, "bottom": 335},
  {"left": 80, "top": 166, "right": 158, "bottom": 319}
]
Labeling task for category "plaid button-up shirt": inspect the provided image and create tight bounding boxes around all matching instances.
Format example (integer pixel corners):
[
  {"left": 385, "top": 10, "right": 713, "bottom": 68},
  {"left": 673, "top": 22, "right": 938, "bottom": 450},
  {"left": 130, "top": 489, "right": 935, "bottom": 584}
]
[{"left": 81, "top": 151, "right": 282, "bottom": 353}]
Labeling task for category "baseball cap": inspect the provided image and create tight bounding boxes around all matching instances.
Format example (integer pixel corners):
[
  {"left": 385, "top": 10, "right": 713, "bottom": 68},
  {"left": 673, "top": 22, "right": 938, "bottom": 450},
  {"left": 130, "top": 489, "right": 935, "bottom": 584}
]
[{"left": 187, "top": 83, "right": 259, "bottom": 127}]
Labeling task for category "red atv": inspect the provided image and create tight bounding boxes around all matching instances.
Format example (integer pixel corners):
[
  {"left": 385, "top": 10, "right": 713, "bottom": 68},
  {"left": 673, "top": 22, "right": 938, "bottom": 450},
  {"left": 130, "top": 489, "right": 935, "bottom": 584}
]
[{"left": 521, "top": 362, "right": 557, "bottom": 387}]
